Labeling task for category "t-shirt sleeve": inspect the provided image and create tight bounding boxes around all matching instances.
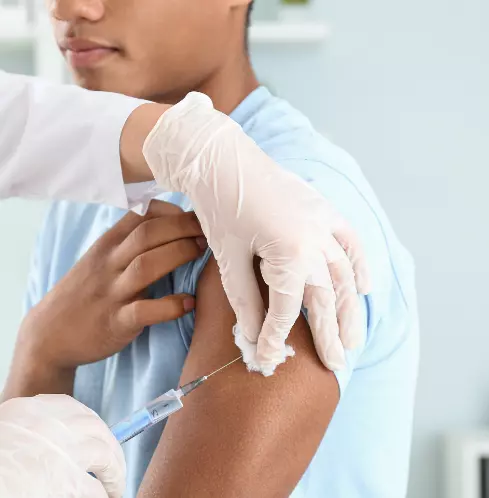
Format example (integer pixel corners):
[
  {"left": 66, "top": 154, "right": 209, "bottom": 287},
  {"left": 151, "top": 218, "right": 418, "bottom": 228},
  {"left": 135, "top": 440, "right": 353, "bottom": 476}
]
[{"left": 173, "top": 249, "right": 213, "bottom": 351}]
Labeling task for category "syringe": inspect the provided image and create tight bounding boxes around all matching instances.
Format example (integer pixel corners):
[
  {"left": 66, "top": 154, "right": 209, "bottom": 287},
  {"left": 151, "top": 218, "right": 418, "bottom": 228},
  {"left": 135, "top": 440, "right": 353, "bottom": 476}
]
[{"left": 110, "top": 356, "right": 241, "bottom": 445}]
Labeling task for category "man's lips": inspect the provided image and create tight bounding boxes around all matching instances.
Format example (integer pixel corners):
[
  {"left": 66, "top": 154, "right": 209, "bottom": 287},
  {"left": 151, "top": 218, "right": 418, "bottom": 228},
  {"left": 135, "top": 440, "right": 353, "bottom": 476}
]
[{"left": 59, "top": 39, "right": 119, "bottom": 68}]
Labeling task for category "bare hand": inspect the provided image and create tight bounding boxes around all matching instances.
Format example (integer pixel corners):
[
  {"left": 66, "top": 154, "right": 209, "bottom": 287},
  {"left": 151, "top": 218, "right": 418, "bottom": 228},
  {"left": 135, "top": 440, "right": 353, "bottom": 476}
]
[{"left": 14, "top": 201, "right": 205, "bottom": 375}]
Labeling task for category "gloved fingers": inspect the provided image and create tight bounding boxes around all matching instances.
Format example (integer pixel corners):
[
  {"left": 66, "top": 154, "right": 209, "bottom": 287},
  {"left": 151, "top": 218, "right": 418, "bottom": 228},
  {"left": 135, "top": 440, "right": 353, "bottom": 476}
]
[
  {"left": 79, "top": 472, "right": 112, "bottom": 498},
  {"left": 0, "top": 395, "right": 125, "bottom": 498},
  {"left": 303, "top": 281, "right": 346, "bottom": 371},
  {"left": 255, "top": 258, "right": 305, "bottom": 371},
  {"left": 0, "top": 394, "right": 90, "bottom": 427},
  {"left": 79, "top": 437, "right": 126, "bottom": 498},
  {"left": 255, "top": 310, "right": 299, "bottom": 375},
  {"left": 333, "top": 223, "right": 371, "bottom": 294},
  {"left": 323, "top": 238, "right": 364, "bottom": 350},
  {"left": 33, "top": 396, "right": 126, "bottom": 498},
  {"left": 0, "top": 436, "right": 108, "bottom": 498},
  {"left": 216, "top": 252, "right": 265, "bottom": 345}
]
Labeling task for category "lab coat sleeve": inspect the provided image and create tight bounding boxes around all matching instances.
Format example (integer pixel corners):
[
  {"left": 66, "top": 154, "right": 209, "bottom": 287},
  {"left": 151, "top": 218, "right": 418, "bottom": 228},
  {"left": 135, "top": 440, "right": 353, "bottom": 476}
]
[{"left": 0, "top": 70, "right": 164, "bottom": 210}]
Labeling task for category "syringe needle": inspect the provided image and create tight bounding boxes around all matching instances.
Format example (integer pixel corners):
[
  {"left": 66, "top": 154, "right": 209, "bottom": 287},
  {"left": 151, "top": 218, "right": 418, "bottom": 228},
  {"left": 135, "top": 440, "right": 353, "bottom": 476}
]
[
  {"left": 206, "top": 355, "right": 242, "bottom": 378},
  {"left": 178, "top": 356, "right": 243, "bottom": 397}
]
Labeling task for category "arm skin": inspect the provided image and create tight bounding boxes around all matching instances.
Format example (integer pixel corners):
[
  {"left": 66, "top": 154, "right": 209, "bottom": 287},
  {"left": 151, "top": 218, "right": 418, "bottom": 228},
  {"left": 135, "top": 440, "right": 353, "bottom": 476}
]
[
  {"left": 1, "top": 314, "right": 76, "bottom": 400},
  {"left": 138, "top": 257, "right": 340, "bottom": 498}
]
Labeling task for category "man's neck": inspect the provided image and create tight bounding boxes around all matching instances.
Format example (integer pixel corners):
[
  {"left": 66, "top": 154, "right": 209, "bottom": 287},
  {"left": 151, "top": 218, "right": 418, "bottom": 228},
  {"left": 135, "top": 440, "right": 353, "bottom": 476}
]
[
  {"left": 155, "top": 54, "right": 259, "bottom": 116},
  {"left": 196, "top": 55, "right": 260, "bottom": 116}
]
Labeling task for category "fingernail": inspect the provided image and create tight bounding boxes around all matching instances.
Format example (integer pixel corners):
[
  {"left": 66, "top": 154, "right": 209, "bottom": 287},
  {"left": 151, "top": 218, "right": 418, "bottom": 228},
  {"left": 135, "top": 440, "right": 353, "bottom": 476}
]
[
  {"left": 196, "top": 237, "right": 208, "bottom": 250},
  {"left": 183, "top": 297, "right": 196, "bottom": 312}
]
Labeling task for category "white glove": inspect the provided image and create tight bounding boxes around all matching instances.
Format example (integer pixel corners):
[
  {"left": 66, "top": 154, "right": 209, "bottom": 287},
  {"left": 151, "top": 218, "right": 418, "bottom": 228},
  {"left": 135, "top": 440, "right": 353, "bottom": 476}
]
[
  {"left": 0, "top": 395, "right": 125, "bottom": 498},
  {"left": 143, "top": 93, "right": 370, "bottom": 376}
]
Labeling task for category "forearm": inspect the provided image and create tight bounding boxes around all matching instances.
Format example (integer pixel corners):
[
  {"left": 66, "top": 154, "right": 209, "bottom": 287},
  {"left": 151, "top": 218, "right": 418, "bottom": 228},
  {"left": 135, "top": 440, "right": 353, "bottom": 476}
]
[
  {"left": 120, "top": 103, "right": 171, "bottom": 183},
  {"left": 2, "top": 355, "right": 75, "bottom": 401},
  {"left": 2, "top": 314, "right": 75, "bottom": 401},
  {"left": 0, "top": 71, "right": 169, "bottom": 206}
]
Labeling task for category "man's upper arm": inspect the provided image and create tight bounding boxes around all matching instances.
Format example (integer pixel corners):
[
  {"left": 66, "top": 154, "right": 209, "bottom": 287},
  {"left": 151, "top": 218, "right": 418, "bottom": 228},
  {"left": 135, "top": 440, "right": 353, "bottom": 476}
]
[{"left": 138, "top": 256, "right": 340, "bottom": 498}]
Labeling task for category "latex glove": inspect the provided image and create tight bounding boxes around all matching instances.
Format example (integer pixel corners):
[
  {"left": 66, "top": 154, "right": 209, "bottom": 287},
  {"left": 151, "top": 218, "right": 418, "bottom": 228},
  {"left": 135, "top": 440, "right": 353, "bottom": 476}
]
[
  {"left": 143, "top": 93, "right": 370, "bottom": 376},
  {"left": 0, "top": 395, "right": 125, "bottom": 498}
]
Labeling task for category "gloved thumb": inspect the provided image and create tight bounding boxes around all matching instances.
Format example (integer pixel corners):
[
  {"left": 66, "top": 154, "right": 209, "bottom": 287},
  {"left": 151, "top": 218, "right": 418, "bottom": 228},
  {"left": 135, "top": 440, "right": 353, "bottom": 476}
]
[
  {"left": 215, "top": 248, "right": 265, "bottom": 345},
  {"left": 255, "top": 258, "right": 305, "bottom": 375},
  {"left": 80, "top": 437, "right": 126, "bottom": 498}
]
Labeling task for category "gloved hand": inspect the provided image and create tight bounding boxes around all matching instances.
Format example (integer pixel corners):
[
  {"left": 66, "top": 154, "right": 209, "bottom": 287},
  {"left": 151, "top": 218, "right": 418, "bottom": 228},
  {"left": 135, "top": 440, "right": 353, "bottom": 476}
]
[
  {"left": 0, "top": 395, "right": 125, "bottom": 498},
  {"left": 143, "top": 93, "right": 370, "bottom": 376}
]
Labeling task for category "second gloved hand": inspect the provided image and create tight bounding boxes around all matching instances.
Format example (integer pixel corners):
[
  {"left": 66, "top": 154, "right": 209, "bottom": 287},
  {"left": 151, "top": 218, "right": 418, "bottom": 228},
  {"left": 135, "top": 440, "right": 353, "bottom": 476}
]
[
  {"left": 0, "top": 395, "right": 125, "bottom": 498},
  {"left": 143, "top": 93, "right": 370, "bottom": 376}
]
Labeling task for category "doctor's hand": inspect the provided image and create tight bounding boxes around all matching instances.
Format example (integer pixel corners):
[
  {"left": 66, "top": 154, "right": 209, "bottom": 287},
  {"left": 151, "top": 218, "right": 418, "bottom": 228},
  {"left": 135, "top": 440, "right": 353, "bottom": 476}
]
[
  {"left": 4, "top": 201, "right": 205, "bottom": 399},
  {"left": 0, "top": 395, "right": 125, "bottom": 498},
  {"left": 143, "top": 93, "right": 371, "bottom": 376}
]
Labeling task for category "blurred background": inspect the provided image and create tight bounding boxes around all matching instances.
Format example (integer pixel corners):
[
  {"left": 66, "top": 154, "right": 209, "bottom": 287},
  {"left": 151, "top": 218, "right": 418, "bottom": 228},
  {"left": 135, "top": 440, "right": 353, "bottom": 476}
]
[{"left": 0, "top": 0, "right": 488, "bottom": 496}]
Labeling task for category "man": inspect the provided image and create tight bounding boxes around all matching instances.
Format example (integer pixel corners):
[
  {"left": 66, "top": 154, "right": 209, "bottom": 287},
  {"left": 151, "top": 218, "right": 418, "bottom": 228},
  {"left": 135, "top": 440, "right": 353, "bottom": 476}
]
[{"left": 6, "top": 0, "right": 419, "bottom": 496}]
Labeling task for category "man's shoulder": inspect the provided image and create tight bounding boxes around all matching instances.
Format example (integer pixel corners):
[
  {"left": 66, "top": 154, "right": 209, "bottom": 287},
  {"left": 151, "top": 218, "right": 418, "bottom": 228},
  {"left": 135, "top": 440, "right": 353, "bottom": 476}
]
[
  {"left": 41, "top": 200, "right": 107, "bottom": 237},
  {"left": 245, "top": 92, "right": 387, "bottom": 218},
  {"left": 25, "top": 201, "right": 113, "bottom": 305}
]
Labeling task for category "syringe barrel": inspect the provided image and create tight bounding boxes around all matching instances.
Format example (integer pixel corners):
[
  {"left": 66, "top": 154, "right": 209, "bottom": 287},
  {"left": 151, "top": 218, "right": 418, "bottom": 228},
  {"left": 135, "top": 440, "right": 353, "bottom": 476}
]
[
  {"left": 145, "top": 390, "right": 184, "bottom": 424},
  {"left": 110, "top": 390, "right": 183, "bottom": 444}
]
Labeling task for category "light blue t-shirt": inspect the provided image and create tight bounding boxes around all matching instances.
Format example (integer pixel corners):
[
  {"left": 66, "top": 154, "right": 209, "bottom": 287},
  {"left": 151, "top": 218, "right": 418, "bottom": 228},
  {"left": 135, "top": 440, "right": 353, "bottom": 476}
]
[{"left": 25, "top": 87, "right": 419, "bottom": 498}]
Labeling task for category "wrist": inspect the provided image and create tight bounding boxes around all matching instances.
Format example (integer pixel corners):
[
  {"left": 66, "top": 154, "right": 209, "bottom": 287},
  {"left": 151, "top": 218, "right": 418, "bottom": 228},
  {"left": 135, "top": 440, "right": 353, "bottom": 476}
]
[
  {"left": 2, "top": 315, "right": 75, "bottom": 401},
  {"left": 120, "top": 103, "right": 171, "bottom": 183},
  {"left": 2, "top": 354, "right": 75, "bottom": 401}
]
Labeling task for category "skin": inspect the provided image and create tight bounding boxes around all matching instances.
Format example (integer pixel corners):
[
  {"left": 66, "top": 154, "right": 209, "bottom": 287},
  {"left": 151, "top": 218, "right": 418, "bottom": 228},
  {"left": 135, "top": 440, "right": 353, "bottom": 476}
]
[
  {"left": 119, "top": 103, "right": 171, "bottom": 184},
  {"left": 6, "top": 0, "right": 342, "bottom": 495}
]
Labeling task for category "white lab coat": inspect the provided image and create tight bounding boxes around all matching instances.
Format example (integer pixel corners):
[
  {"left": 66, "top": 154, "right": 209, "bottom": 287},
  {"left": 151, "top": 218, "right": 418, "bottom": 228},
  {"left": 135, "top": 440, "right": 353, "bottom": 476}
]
[{"left": 0, "top": 70, "right": 154, "bottom": 209}]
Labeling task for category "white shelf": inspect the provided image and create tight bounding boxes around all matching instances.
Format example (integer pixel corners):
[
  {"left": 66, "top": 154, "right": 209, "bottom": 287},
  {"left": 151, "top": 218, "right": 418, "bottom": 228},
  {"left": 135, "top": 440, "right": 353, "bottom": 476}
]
[{"left": 250, "top": 22, "right": 329, "bottom": 44}]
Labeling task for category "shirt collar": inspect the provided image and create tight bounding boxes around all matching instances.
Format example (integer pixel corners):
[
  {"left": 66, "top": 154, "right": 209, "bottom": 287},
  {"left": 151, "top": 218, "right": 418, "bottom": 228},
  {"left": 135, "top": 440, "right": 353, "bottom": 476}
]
[{"left": 230, "top": 86, "right": 271, "bottom": 126}]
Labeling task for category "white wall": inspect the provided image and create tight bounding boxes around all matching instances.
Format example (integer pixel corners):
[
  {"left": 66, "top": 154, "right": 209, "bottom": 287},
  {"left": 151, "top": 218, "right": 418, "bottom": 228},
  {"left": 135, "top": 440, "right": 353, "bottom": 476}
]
[
  {"left": 253, "top": 1, "right": 488, "bottom": 497},
  {"left": 0, "top": 199, "right": 46, "bottom": 383},
  {"left": 1, "top": 1, "right": 488, "bottom": 496},
  {"left": 0, "top": 47, "right": 46, "bottom": 385}
]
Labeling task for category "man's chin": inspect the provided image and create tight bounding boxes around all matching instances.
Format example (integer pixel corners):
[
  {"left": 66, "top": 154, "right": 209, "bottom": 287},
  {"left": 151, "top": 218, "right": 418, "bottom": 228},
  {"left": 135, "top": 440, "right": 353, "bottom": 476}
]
[
  {"left": 72, "top": 73, "right": 116, "bottom": 93},
  {"left": 69, "top": 71, "right": 100, "bottom": 91},
  {"left": 70, "top": 68, "right": 158, "bottom": 100}
]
